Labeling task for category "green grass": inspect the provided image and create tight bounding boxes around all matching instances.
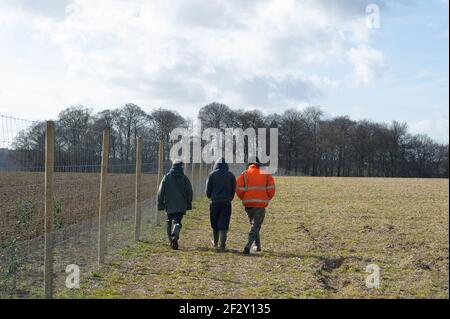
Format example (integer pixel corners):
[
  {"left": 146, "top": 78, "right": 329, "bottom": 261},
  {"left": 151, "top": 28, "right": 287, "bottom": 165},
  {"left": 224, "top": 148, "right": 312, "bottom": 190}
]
[{"left": 56, "top": 177, "right": 449, "bottom": 299}]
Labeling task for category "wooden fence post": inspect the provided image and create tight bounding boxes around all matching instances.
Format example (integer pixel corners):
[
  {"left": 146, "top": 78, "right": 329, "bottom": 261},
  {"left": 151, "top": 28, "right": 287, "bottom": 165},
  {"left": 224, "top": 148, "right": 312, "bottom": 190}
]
[
  {"left": 190, "top": 163, "right": 195, "bottom": 199},
  {"left": 156, "top": 139, "right": 164, "bottom": 226},
  {"left": 134, "top": 137, "right": 143, "bottom": 241},
  {"left": 199, "top": 160, "right": 203, "bottom": 196},
  {"left": 98, "top": 128, "right": 110, "bottom": 265},
  {"left": 185, "top": 163, "right": 190, "bottom": 184},
  {"left": 44, "top": 121, "right": 54, "bottom": 299}
]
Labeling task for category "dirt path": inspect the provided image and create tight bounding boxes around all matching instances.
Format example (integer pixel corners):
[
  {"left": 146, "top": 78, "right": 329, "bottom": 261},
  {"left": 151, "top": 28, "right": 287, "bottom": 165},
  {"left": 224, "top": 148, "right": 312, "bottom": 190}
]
[{"left": 56, "top": 177, "right": 449, "bottom": 299}]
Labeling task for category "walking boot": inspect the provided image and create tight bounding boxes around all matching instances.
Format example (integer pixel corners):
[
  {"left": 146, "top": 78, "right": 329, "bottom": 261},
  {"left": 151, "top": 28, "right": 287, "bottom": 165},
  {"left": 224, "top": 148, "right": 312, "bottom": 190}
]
[
  {"left": 171, "top": 236, "right": 179, "bottom": 250},
  {"left": 211, "top": 230, "right": 219, "bottom": 248},
  {"left": 244, "top": 232, "right": 255, "bottom": 254},
  {"left": 243, "top": 240, "right": 252, "bottom": 255},
  {"left": 166, "top": 221, "right": 172, "bottom": 246},
  {"left": 219, "top": 230, "right": 228, "bottom": 251},
  {"left": 171, "top": 222, "right": 181, "bottom": 250},
  {"left": 254, "top": 234, "right": 261, "bottom": 252}
]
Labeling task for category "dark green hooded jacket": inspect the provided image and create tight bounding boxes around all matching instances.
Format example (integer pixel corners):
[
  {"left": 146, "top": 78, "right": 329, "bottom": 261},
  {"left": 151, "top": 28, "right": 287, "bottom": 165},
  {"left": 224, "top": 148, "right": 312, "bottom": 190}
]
[{"left": 157, "top": 163, "right": 193, "bottom": 214}]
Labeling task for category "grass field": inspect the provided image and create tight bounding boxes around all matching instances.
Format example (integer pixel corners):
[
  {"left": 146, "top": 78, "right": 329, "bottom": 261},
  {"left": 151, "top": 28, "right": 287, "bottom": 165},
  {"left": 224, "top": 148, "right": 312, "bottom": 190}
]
[
  {"left": 53, "top": 176, "right": 449, "bottom": 299},
  {"left": 1, "top": 170, "right": 210, "bottom": 298}
]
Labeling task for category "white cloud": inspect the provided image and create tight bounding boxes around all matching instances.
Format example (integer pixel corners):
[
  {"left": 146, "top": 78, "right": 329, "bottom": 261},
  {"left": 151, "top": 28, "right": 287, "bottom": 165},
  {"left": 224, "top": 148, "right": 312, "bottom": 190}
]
[
  {"left": 0, "top": 0, "right": 383, "bottom": 119},
  {"left": 347, "top": 45, "right": 386, "bottom": 87},
  {"left": 410, "top": 118, "right": 449, "bottom": 143}
]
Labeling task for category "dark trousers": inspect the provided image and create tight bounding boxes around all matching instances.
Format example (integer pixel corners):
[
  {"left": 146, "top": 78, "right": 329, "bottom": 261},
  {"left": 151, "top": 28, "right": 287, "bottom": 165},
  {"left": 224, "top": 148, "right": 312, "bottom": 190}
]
[
  {"left": 245, "top": 207, "right": 266, "bottom": 248},
  {"left": 166, "top": 213, "right": 184, "bottom": 240},
  {"left": 210, "top": 201, "right": 232, "bottom": 231}
]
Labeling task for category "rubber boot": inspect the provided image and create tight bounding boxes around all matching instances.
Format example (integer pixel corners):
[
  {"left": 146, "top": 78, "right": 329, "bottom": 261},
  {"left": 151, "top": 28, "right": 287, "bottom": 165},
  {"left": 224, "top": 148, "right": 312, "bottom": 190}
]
[
  {"left": 219, "top": 230, "right": 228, "bottom": 251},
  {"left": 172, "top": 222, "right": 181, "bottom": 239},
  {"left": 171, "top": 222, "right": 181, "bottom": 250},
  {"left": 211, "top": 230, "right": 219, "bottom": 248},
  {"left": 166, "top": 220, "right": 172, "bottom": 244}
]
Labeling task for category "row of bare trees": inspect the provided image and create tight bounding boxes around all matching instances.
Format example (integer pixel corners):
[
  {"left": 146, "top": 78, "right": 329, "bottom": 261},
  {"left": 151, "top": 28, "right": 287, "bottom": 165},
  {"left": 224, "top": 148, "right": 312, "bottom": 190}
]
[
  {"left": 9, "top": 102, "right": 449, "bottom": 177},
  {"left": 198, "top": 103, "right": 448, "bottom": 178},
  {"left": 11, "top": 104, "right": 186, "bottom": 172}
]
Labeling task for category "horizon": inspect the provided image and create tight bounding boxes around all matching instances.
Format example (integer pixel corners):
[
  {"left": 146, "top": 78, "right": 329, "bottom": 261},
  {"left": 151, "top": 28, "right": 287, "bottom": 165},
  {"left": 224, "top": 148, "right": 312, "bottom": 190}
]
[
  {"left": 0, "top": 0, "right": 448, "bottom": 143},
  {"left": 1, "top": 102, "right": 448, "bottom": 147}
]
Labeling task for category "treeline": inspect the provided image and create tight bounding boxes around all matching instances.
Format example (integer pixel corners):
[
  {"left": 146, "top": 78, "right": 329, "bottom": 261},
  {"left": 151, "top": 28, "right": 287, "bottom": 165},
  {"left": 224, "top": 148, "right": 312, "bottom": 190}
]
[
  {"left": 12, "top": 104, "right": 186, "bottom": 172},
  {"left": 10, "top": 102, "right": 449, "bottom": 178},
  {"left": 198, "top": 103, "right": 448, "bottom": 178}
]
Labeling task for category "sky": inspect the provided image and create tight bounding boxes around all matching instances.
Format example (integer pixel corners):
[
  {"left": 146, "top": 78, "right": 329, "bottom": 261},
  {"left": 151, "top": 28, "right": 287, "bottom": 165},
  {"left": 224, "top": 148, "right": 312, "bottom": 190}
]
[{"left": 0, "top": 0, "right": 448, "bottom": 142}]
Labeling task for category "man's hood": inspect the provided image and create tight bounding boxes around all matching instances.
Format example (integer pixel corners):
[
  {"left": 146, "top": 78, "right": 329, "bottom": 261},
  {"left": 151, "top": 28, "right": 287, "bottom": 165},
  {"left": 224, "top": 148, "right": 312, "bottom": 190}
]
[
  {"left": 170, "top": 161, "right": 184, "bottom": 176},
  {"left": 213, "top": 157, "right": 229, "bottom": 171}
]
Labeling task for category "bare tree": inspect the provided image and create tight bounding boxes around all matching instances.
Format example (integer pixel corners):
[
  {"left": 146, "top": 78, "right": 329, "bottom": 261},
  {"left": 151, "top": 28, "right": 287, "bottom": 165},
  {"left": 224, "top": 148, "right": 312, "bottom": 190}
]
[
  {"left": 198, "top": 102, "right": 233, "bottom": 129},
  {"left": 9, "top": 102, "right": 448, "bottom": 178}
]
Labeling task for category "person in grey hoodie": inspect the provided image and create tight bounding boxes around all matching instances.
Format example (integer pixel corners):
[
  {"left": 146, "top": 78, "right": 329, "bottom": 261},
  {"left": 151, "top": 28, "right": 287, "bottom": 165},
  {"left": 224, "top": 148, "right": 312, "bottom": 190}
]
[
  {"left": 206, "top": 157, "right": 236, "bottom": 251},
  {"left": 157, "top": 159, "right": 193, "bottom": 250}
]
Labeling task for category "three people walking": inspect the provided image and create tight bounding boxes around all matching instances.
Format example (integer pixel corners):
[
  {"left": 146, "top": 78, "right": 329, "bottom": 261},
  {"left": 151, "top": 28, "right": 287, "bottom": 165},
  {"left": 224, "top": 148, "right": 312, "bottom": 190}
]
[{"left": 157, "top": 157, "right": 275, "bottom": 254}]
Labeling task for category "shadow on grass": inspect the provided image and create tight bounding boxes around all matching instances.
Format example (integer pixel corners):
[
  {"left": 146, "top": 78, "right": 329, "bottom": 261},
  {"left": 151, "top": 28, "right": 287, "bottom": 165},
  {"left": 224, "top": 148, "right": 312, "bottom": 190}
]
[
  {"left": 190, "top": 245, "right": 373, "bottom": 266},
  {"left": 136, "top": 241, "right": 374, "bottom": 271}
]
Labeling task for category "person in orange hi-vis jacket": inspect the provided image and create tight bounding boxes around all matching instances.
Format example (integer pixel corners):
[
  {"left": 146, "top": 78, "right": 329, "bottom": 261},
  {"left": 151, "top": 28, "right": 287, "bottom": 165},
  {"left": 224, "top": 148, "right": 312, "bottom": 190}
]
[{"left": 236, "top": 157, "right": 275, "bottom": 254}]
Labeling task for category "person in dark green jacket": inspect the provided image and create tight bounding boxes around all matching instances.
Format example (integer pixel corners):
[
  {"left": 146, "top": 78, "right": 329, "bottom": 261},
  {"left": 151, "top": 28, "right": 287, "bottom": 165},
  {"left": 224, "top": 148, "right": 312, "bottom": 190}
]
[{"left": 157, "top": 159, "right": 193, "bottom": 250}]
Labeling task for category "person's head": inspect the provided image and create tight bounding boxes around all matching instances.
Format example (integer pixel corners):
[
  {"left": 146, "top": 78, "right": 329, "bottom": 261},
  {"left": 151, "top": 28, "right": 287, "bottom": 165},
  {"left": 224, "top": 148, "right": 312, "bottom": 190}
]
[
  {"left": 213, "top": 157, "right": 229, "bottom": 171},
  {"left": 247, "top": 156, "right": 261, "bottom": 168},
  {"left": 171, "top": 159, "right": 184, "bottom": 174},
  {"left": 172, "top": 159, "right": 184, "bottom": 167}
]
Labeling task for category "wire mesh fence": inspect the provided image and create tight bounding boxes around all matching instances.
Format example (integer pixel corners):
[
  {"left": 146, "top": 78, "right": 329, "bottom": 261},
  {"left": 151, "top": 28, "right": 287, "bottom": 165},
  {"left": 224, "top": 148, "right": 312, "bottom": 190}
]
[
  {"left": 0, "top": 115, "right": 45, "bottom": 298},
  {"left": 0, "top": 115, "right": 212, "bottom": 299}
]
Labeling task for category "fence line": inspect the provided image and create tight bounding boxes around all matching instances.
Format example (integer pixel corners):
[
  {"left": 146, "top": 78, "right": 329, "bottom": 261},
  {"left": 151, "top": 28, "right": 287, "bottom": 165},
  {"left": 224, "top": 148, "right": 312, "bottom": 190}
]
[
  {"left": 0, "top": 114, "right": 262, "bottom": 298},
  {"left": 0, "top": 115, "right": 211, "bottom": 299}
]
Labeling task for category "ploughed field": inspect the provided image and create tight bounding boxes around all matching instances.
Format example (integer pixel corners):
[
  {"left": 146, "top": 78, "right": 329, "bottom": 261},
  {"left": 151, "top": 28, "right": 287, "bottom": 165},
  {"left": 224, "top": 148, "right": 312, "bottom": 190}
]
[
  {"left": 56, "top": 176, "right": 449, "bottom": 299},
  {"left": 0, "top": 172, "right": 159, "bottom": 243}
]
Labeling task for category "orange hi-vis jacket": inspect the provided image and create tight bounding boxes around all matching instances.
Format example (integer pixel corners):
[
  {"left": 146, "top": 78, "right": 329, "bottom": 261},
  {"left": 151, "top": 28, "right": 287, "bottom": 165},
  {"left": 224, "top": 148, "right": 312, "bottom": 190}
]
[{"left": 236, "top": 164, "right": 276, "bottom": 208}]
